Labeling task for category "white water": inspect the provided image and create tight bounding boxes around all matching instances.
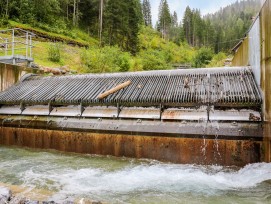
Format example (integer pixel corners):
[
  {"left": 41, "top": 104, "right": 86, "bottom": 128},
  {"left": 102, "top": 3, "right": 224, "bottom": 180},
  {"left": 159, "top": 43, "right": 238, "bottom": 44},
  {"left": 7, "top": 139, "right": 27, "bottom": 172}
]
[{"left": 0, "top": 146, "right": 271, "bottom": 203}]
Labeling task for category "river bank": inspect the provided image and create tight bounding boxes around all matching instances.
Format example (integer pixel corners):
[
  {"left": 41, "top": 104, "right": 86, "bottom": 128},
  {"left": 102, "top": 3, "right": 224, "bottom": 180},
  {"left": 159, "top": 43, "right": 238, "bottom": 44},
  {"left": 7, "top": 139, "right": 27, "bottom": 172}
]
[{"left": 0, "top": 184, "right": 102, "bottom": 204}]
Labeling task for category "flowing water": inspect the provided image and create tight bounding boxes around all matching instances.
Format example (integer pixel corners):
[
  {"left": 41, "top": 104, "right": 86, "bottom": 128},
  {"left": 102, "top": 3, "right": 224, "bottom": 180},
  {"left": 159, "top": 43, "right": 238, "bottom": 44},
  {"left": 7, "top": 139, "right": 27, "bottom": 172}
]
[{"left": 0, "top": 146, "right": 271, "bottom": 204}]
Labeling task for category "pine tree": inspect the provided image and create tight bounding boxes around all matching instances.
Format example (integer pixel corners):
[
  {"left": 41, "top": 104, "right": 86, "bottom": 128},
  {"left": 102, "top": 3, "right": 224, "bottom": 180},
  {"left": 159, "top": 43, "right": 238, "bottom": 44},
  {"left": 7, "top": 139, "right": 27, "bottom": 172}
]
[
  {"left": 183, "top": 6, "right": 192, "bottom": 45},
  {"left": 142, "top": 0, "right": 152, "bottom": 27},
  {"left": 172, "top": 11, "right": 178, "bottom": 27},
  {"left": 158, "top": 0, "right": 171, "bottom": 39},
  {"left": 104, "top": 0, "right": 142, "bottom": 54}
]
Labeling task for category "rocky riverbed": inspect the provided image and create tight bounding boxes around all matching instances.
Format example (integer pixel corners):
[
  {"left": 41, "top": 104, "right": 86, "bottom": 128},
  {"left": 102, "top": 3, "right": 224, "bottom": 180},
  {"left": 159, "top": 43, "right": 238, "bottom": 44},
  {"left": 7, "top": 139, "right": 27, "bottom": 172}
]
[{"left": 0, "top": 186, "right": 102, "bottom": 204}]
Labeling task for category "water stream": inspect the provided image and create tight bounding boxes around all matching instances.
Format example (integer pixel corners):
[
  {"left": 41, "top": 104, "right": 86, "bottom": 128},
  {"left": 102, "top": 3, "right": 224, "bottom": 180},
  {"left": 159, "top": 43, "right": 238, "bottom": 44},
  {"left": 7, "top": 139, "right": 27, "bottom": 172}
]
[{"left": 0, "top": 146, "right": 271, "bottom": 203}]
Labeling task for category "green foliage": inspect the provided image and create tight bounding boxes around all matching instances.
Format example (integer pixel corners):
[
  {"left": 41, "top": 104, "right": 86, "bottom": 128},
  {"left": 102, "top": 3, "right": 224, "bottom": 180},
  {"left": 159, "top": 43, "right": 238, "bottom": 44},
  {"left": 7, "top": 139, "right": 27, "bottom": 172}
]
[
  {"left": 80, "top": 46, "right": 132, "bottom": 73},
  {"left": 103, "top": 0, "right": 143, "bottom": 54},
  {"left": 157, "top": 0, "right": 171, "bottom": 39},
  {"left": 48, "top": 43, "right": 62, "bottom": 63},
  {"left": 139, "top": 49, "right": 171, "bottom": 71},
  {"left": 138, "top": 26, "right": 196, "bottom": 68},
  {"left": 142, "top": 0, "right": 152, "bottom": 27},
  {"left": 208, "top": 52, "right": 228, "bottom": 67},
  {"left": 193, "top": 47, "right": 214, "bottom": 68}
]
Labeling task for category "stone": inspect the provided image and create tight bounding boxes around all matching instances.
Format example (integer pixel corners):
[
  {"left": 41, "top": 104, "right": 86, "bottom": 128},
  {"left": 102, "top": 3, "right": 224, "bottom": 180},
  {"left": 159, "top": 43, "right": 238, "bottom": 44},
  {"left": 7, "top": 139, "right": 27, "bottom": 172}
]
[
  {"left": 31, "top": 63, "right": 40, "bottom": 69},
  {"left": 0, "top": 186, "right": 12, "bottom": 204},
  {"left": 61, "top": 66, "right": 70, "bottom": 72},
  {"left": 9, "top": 196, "right": 26, "bottom": 204},
  {"left": 24, "top": 200, "right": 39, "bottom": 204},
  {"left": 43, "top": 67, "right": 52, "bottom": 73},
  {"left": 42, "top": 201, "right": 58, "bottom": 204},
  {"left": 51, "top": 68, "right": 61, "bottom": 75}
]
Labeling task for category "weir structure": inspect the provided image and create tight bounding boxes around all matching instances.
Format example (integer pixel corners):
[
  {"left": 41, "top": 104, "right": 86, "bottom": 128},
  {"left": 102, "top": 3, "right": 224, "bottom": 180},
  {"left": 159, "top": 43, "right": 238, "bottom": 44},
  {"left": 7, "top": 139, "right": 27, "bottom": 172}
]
[
  {"left": 0, "top": 0, "right": 270, "bottom": 166},
  {"left": 0, "top": 67, "right": 266, "bottom": 166}
]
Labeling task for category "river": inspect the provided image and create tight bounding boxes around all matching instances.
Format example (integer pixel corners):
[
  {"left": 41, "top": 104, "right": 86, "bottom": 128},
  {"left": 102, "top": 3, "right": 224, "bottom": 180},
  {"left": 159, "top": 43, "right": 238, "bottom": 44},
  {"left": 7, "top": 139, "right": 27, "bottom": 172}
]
[{"left": 0, "top": 146, "right": 271, "bottom": 204}]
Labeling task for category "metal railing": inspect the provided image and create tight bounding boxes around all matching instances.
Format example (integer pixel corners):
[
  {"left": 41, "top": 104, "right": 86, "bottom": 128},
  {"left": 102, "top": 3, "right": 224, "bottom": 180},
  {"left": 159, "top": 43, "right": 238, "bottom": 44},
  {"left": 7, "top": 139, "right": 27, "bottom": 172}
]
[{"left": 0, "top": 28, "right": 35, "bottom": 64}]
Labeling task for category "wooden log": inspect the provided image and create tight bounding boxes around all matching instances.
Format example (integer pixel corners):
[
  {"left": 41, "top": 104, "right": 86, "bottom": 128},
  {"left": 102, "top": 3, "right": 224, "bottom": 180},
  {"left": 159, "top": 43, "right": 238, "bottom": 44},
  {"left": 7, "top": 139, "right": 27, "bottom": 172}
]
[{"left": 97, "top": 80, "right": 131, "bottom": 99}]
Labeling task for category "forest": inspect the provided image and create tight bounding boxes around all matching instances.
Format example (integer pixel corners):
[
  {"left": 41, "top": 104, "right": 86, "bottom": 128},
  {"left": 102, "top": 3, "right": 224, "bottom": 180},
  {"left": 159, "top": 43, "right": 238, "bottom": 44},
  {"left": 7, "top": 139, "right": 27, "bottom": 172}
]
[{"left": 0, "top": 0, "right": 261, "bottom": 73}]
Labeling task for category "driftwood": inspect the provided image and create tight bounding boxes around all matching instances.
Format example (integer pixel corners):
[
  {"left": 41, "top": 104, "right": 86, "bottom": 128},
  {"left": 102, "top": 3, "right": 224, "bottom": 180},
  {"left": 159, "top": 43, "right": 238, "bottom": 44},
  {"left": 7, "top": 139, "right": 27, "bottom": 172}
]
[{"left": 97, "top": 80, "right": 131, "bottom": 99}]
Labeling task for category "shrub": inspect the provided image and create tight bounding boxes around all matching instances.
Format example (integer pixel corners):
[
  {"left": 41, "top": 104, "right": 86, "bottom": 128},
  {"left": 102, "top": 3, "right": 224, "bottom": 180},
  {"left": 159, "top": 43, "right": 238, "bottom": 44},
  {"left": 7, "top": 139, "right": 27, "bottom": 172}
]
[
  {"left": 48, "top": 43, "right": 62, "bottom": 62},
  {"left": 193, "top": 47, "right": 214, "bottom": 68},
  {"left": 80, "top": 46, "right": 132, "bottom": 73},
  {"left": 208, "top": 52, "right": 227, "bottom": 67},
  {"left": 139, "top": 49, "right": 171, "bottom": 71}
]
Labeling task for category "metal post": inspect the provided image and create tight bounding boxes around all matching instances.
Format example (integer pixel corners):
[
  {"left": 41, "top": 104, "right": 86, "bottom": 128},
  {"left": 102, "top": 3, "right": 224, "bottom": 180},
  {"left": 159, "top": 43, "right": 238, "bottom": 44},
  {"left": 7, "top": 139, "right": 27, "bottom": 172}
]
[
  {"left": 12, "top": 29, "right": 15, "bottom": 64},
  {"left": 26, "top": 32, "right": 29, "bottom": 58},
  {"left": 29, "top": 35, "right": 32, "bottom": 58},
  {"left": 5, "top": 39, "right": 8, "bottom": 56}
]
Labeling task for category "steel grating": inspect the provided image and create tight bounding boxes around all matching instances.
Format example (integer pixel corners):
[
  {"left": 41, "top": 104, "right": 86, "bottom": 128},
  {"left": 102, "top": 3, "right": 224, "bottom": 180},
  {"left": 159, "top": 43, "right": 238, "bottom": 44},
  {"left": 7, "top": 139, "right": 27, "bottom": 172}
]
[{"left": 0, "top": 67, "right": 262, "bottom": 107}]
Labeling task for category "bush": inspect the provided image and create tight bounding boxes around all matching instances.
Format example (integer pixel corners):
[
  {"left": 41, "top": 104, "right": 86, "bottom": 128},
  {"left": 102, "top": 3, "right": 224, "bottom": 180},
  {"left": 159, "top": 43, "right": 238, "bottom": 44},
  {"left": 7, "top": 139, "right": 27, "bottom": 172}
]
[
  {"left": 48, "top": 43, "right": 62, "bottom": 62},
  {"left": 80, "top": 46, "right": 132, "bottom": 73},
  {"left": 139, "top": 49, "right": 171, "bottom": 71},
  {"left": 208, "top": 52, "right": 227, "bottom": 67},
  {"left": 193, "top": 47, "right": 214, "bottom": 68}
]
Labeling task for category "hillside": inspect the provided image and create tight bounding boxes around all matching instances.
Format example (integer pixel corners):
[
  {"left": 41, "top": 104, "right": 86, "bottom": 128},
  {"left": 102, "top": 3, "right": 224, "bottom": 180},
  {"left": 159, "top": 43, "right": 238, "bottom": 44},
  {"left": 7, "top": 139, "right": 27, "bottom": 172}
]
[
  {"left": 1, "top": 0, "right": 252, "bottom": 72},
  {"left": 204, "top": 0, "right": 261, "bottom": 52},
  {"left": 0, "top": 22, "right": 198, "bottom": 72}
]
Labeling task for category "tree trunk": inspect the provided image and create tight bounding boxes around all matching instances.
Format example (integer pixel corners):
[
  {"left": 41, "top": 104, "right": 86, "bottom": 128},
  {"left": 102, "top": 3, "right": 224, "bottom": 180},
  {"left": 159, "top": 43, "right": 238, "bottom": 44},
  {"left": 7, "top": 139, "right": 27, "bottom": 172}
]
[
  {"left": 73, "top": 0, "right": 76, "bottom": 26},
  {"left": 99, "top": 0, "right": 104, "bottom": 46},
  {"left": 6, "top": 0, "right": 9, "bottom": 17}
]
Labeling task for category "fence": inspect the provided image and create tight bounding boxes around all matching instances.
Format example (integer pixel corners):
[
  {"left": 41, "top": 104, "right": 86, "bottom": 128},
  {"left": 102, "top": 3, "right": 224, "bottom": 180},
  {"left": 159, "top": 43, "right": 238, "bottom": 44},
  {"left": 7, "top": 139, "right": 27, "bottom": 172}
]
[{"left": 0, "top": 28, "right": 35, "bottom": 65}]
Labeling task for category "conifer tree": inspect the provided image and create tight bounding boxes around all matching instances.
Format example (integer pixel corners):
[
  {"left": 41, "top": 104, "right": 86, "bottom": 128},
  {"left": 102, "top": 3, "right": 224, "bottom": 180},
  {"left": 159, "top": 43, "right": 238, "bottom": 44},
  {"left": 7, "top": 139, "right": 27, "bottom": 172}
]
[
  {"left": 104, "top": 0, "right": 142, "bottom": 54},
  {"left": 142, "top": 0, "right": 152, "bottom": 27},
  {"left": 158, "top": 0, "right": 171, "bottom": 39}
]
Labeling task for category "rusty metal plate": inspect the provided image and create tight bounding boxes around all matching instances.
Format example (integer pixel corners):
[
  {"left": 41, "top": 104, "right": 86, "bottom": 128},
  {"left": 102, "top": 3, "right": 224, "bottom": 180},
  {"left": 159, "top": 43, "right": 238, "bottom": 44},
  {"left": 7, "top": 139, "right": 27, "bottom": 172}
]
[
  {"left": 162, "top": 108, "right": 207, "bottom": 121},
  {"left": 209, "top": 110, "right": 261, "bottom": 121},
  {"left": 50, "top": 106, "right": 81, "bottom": 117},
  {"left": 119, "top": 107, "right": 160, "bottom": 119},
  {"left": 82, "top": 106, "right": 118, "bottom": 118},
  {"left": 0, "top": 105, "right": 21, "bottom": 115},
  {"left": 22, "top": 105, "right": 50, "bottom": 116}
]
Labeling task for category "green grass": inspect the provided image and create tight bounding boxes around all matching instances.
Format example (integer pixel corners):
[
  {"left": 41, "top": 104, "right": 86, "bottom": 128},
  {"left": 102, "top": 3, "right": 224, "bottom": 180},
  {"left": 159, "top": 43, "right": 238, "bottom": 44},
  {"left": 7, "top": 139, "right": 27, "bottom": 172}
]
[
  {"left": 32, "top": 41, "right": 82, "bottom": 70},
  {"left": 8, "top": 21, "right": 98, "bottom": 47}
]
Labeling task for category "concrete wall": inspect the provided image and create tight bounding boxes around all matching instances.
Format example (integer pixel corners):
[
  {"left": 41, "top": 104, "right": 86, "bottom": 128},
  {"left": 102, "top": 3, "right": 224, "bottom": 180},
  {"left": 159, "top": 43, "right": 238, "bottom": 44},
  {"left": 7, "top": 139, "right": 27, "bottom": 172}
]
[{"left": 0, "top": 62, "right": 28, "bottom": 92}]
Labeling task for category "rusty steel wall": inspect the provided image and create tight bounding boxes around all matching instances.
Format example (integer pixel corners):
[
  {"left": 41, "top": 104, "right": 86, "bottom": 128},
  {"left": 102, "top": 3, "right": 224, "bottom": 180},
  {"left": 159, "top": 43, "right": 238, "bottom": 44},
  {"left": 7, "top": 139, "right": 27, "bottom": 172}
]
[
  {"left": 264, "top": 123, "right": 271, "bottom": 162},
  {"left": 261, "top": 0, "right": 271, "bottom": 122},
  {"left": 0, "top": 127, "right": 263, "bottom": 167},
  {"left": 231, "top": 38, "right": 249, "bottom": 67},
  {"left": 0, "top": 62, "right": 27, "bottom": 91}
]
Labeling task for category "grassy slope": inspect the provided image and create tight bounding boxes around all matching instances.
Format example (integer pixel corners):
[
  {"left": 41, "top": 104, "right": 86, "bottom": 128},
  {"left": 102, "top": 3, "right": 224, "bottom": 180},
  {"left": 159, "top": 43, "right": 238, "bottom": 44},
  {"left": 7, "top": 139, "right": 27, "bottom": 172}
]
[
  {"left": 1, "top": 21, "right": 227, "bottom": 73},
  {"left": 0, "top": 21, "right": 97, "bottom": 71},
  {"left": 32, "top": 41, "right": 82, "bottom": 71}
]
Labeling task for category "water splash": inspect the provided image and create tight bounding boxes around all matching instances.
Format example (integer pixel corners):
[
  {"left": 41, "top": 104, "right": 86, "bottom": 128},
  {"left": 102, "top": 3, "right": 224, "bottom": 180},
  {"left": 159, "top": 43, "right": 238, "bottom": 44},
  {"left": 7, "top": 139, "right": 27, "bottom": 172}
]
[{"left": 0, "top": 147, "right": 271, "bottom": 203}]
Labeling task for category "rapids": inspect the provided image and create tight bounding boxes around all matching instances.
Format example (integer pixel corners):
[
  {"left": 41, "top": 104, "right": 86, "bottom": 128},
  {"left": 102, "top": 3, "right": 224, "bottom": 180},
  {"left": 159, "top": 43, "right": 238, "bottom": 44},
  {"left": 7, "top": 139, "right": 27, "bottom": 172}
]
[{"left": 0, "top": 146, "right": 271, "bottom": 203}]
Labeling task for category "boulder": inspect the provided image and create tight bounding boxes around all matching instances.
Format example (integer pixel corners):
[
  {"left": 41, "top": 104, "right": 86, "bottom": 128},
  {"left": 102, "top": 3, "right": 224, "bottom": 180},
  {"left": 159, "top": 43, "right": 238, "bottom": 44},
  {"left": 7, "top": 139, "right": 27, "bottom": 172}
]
[
  {"left": 51, "top": 68, "right": 62, "bottom": 75},
  {"left": 9, "top": 196, "right": 27, "bottom": 204},
  {"left": 0, "top": 186, "right": 12, "bottom": 204},
  {"left": 61, "top": 66, "right": 70, "bottom": 72}
]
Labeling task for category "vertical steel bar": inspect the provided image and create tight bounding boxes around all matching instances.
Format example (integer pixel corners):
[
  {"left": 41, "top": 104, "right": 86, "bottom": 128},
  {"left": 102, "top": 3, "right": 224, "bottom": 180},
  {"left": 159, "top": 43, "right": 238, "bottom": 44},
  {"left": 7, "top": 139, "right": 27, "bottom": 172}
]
[
  {"left": 5, "top": 39, "right": 8, "bottom": 56},
  {"left": 12, "top": 29, "right": 15, "bottom": 64},
  {"left": 26, "top": 32, "right": 29, "bottom": 58}
]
